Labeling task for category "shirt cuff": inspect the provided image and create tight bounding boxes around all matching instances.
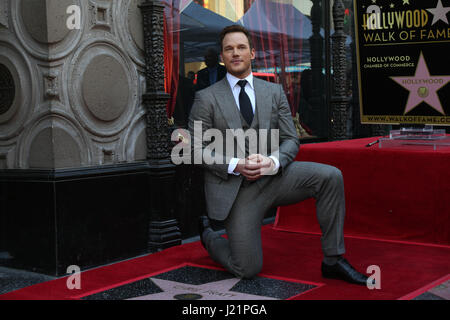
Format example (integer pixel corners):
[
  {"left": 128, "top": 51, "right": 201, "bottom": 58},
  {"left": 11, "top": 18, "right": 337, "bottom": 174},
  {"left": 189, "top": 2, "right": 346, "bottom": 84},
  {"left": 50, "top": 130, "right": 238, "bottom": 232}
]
[
  {"left": 269, "top": 156, "right": 280, "bottom": 174},
  {"left": 228, "top": 158, "right": 240, "bottom": 175}
]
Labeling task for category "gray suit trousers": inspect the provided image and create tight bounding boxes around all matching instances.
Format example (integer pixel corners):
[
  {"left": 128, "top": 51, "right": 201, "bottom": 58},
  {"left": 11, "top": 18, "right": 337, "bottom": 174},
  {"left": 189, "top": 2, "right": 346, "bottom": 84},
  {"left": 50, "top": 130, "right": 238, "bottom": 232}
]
[{"left": 203, "top": 161, "right": 346, "bottom": 279}]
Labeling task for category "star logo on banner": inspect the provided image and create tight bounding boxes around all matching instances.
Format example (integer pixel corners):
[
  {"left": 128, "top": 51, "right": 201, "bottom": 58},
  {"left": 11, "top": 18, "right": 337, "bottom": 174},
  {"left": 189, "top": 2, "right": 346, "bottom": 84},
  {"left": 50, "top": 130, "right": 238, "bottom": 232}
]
[
  {"left": 390, "top": 53, "right": 450, "bottom": 115},
  {"left": 127, "top": 277, "right": 278, "bottom": 300},
  {"left": 403, "top": 0, "right": 410, "bottom": 5},
  {"left": 427, "top": 0, "right": 450, "bottom": 25}
]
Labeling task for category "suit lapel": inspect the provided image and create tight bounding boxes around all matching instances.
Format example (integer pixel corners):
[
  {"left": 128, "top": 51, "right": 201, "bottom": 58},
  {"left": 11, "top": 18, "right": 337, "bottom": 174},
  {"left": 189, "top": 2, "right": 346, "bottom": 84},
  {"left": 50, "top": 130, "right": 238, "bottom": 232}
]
[
  {"left": 214, "top": 78, "right": 246, "bottom": 155},
  {"left": 253, "top": 78, "right": 271, "bottom": 130},
  {"left": 214, "top": 78, "right": 242, "bottom": 130}
]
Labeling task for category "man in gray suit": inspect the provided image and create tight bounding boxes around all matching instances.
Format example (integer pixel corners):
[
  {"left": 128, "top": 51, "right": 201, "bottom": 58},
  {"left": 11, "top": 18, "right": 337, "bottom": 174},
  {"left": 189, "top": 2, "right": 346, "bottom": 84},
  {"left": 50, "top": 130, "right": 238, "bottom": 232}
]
[{"left": 188, "top": 25, "right": 370, "bottom": 285}]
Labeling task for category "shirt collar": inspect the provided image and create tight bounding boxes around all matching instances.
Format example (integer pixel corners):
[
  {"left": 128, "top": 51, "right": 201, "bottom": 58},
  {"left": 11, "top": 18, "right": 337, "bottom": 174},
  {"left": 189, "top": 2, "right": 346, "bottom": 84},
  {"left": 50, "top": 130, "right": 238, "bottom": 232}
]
[{"left": 226, "top": 72, "right": 254, "bottom": 90}]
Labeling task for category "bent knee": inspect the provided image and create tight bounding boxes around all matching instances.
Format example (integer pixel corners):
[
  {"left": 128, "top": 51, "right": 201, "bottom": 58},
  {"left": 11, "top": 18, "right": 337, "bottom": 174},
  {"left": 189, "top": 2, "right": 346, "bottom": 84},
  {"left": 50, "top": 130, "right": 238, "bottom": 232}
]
[
  {"left": 238, "top": 261, "right": 263, "bottom": 279},
  {"left": 322, "top": 166, "right": 343, "bottom": 183}
]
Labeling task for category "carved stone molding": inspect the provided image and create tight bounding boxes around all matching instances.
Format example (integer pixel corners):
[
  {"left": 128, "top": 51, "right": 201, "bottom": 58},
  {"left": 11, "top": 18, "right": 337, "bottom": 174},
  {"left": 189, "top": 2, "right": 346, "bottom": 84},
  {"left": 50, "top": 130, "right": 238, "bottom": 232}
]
[
  {"left": 11, "top": 0, "right": 85, "bottom": 61},
  {"left": 44, "top": 71, "right": 60, "bottom": 101},
  {"left": 17, "top": 107, "right": 91, "bottom": 169},
  {"left": 90, "top": 137, "right": 121, "bottom": 165},
  {"left": 67, "top": 36, "right": 138, "bottom": 137},
  {"left": 122, "top": 109, "right": 147, "bottom": 162},
  {"left": 115, "top": 0, "right": 146, "bottom": 68},
  {"left": 88, "top": 0, "right": 113, "bottom": 32},
  {"left": 0, "top": 1, "right": 9, "bottom": 29},
  {"left": 0, "top": 40, "right": 35, "bottom": 140}
]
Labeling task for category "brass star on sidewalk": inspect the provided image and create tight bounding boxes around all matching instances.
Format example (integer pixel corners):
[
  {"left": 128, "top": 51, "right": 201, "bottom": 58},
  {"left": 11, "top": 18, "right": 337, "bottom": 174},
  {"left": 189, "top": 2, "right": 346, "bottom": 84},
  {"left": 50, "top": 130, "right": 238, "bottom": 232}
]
[{"left": 128, "top": 277, "right": 278, "bottom": 300}]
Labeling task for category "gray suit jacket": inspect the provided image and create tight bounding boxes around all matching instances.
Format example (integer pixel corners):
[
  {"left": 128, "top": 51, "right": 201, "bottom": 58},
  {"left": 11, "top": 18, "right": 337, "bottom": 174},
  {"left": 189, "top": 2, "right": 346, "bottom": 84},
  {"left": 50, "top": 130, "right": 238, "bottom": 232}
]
[{"left": 188, "top": 77, "right": 300, "bottom": 220}]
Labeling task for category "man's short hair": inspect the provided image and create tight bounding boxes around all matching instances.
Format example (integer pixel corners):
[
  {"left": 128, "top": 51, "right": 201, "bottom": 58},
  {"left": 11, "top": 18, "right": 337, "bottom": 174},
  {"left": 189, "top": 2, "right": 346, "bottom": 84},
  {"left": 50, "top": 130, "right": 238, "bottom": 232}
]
[{"left": 219, "top": 25, "right": 253, "bottom": 51}]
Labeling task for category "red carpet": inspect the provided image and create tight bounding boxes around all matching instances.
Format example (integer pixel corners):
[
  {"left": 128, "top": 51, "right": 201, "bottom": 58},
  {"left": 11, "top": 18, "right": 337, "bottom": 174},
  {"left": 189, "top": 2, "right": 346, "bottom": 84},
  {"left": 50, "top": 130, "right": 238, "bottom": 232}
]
[
  {"left": 275, "top": 137, "right": 450, "bottom": 246},
  {"left": 1, "top": 226, "right": 449, "bottom": 300}
]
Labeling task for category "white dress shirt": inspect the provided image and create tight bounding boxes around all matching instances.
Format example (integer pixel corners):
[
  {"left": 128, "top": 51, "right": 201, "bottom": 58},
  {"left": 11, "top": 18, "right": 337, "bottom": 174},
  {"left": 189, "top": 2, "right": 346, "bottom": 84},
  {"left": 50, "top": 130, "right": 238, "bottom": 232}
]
[
  {"left": 225, "top": 73, "right": 280, "bottom": 175},
  {"left": 227, "top": 73, "right": 256, "bottom": 114}
]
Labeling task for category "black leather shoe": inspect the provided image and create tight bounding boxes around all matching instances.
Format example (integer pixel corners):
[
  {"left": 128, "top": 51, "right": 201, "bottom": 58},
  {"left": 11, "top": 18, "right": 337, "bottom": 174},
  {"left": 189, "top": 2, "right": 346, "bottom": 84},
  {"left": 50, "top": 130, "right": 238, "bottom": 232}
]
[
  {"left": 198, "top": 216, "right": 212, "bottom": 249},
  {"left": 322, "top": 257, "right": 373, "bottom": 286}
]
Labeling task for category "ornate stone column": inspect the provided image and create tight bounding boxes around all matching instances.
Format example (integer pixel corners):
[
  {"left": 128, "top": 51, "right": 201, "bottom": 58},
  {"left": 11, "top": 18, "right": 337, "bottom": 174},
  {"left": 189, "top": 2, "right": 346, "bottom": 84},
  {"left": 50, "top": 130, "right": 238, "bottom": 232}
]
[
  {"left": 330, "top": 0, "right": 349, "bottom": 140},
  {"left": 139, "top": 0, "right": 181, "bottom": 251}
]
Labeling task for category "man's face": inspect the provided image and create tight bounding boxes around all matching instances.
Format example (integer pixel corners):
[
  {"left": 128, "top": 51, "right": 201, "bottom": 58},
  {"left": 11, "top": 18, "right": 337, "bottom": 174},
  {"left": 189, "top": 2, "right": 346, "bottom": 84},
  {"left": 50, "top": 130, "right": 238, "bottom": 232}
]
[{"left": 220, "top": 32, "right": 255, "bottom": 79}]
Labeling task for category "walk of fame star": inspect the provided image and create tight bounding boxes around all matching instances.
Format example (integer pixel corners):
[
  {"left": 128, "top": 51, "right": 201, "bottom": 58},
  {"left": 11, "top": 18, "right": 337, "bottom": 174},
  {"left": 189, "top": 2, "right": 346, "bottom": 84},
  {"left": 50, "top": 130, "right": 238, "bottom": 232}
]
[
  {"left": 80, "top": 265, "right": 318, "bottom": 300},
  {"left": 128, "top": 277, "right": 278, "bottom": 300},
  {"left": 427, "top": 0, "right": 450, "bottom": 25},
  {"left": 390, "top": 53, "right": 450, "bottom": 115}
]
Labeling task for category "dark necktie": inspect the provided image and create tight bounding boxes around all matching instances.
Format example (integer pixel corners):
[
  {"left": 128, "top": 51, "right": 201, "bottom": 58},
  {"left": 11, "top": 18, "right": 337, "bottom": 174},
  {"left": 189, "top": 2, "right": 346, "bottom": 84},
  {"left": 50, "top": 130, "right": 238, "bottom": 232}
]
[{"left": 237, "top": 80, "right": 254, "bottom": 125}]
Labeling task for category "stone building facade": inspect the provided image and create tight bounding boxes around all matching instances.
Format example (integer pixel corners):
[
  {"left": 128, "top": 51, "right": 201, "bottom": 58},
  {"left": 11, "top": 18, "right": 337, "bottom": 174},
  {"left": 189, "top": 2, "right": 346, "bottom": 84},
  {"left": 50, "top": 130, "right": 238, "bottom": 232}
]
[
  {"left": 0, "top": 0, "right": 174, "bottom": 276},
  {"left": 0, "top": 0, "right": 148, "bottom": 170}
]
